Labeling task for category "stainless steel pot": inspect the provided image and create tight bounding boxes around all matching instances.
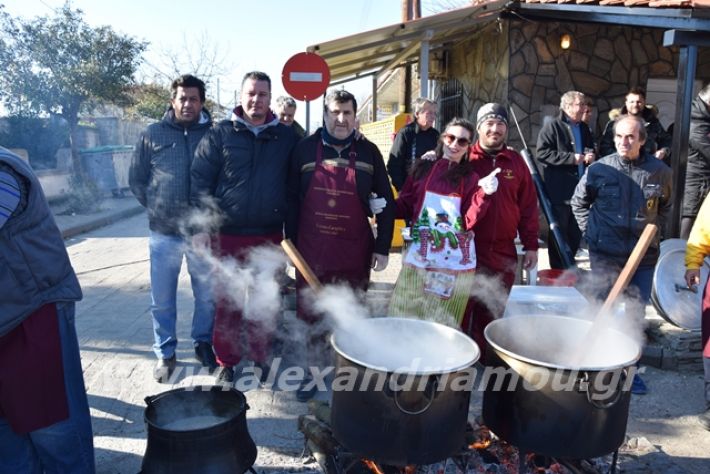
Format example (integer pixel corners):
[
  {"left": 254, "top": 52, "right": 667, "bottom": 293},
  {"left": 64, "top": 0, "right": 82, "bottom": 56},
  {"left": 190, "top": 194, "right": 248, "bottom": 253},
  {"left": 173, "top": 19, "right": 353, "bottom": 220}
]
[
  {"left": 482, "top": 315, "right": 641, "bottom": 459},
  {"left": 330, "top": 317, "right": 480, "bottom": 466}
]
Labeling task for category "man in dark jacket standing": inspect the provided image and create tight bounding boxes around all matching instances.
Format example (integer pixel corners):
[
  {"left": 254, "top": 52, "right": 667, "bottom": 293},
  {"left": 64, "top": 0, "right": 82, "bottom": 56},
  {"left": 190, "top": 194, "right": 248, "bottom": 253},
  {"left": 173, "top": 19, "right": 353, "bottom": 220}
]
[
  {"left": 599, "top": 87, "right": 672, "bottom": 162},
  {"left": 571, "top": 114, "right": 672, "bottom": 394},
  {"left": 536, "top": 90, "right": 596, "bottom": 269},
  {"left": 387, "top": 97, "right": 439, "bottom": 191},
  {"left": 681, "top": 84, "right": 710, "bottom": 239},
  {"left": 191, "top": 71, "right": 299, "bottom": 384},
  {"left": 0, "top": 148, "right": 94, "bottom": 472},
  {"left": 286, "top": 89, "right": 395, "bottom": 400},
  {"left": 460, "top": 103, "right": 539, "bottom": 356},
  {"left": 129, "top": 74, "right": 216, "bottom": 382}
]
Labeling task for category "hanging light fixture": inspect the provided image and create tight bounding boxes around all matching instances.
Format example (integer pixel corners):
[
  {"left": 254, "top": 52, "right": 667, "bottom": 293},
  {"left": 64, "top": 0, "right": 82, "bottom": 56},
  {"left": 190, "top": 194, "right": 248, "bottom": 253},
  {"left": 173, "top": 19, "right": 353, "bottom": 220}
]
[{"left": 560, "top": 34, "right": 572, "bottom": 50}]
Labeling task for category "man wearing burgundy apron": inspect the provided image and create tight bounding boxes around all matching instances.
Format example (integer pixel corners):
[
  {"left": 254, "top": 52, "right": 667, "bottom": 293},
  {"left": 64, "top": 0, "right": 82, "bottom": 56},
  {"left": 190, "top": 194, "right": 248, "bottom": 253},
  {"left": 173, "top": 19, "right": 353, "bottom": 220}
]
[
  {"left": 0, "top": 148, "right": 95, "bottom": 472},
  {"left": 286, "top": 89, "right": 395, "bottom": 401},
  {"left": 684, "top": 193, "right": 710, "bottom": 431},
  {"left": 191, "top": 71, "right": 299, "bottom": 384}
]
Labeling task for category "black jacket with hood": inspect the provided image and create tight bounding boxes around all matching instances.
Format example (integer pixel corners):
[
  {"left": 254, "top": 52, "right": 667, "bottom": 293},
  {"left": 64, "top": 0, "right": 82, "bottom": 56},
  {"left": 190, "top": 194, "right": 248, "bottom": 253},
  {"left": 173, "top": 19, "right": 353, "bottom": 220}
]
[{"left": 190, "top": 108, "right": 299, "bottom": 235}]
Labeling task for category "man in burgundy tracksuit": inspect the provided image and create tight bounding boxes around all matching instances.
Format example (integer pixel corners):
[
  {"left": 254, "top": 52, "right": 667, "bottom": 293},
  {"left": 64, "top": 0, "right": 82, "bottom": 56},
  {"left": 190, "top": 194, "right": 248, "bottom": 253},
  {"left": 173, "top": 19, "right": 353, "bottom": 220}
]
[{"left": 460, "top": 103, "right": 539, "bottom": 358}]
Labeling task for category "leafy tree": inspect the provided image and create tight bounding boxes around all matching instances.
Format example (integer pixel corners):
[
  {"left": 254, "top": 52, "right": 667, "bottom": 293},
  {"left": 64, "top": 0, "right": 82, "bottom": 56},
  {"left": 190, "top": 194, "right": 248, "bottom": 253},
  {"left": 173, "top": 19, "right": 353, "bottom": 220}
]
[
  {"left": 0, "top": 2, "right": 146, "bottom": 184},
  {"left": 124, "top": 83, "right": 171, "bottom": 121}
]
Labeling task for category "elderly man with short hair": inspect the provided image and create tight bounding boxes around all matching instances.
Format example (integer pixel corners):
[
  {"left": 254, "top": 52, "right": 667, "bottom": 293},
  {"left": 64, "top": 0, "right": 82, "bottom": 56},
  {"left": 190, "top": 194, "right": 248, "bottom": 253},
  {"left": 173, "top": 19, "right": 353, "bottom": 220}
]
[
  {"left": 571, "top": 114, "right": 672, "bottom": 395},
  {"left": 387, "top": 97, "right": 439, "bottom": 191},
  {"left": 536, "top": 90, "right": 596, "bottom": 269},
  {"left": 274, "top": 95, "right": 306, "bottom": 138}
]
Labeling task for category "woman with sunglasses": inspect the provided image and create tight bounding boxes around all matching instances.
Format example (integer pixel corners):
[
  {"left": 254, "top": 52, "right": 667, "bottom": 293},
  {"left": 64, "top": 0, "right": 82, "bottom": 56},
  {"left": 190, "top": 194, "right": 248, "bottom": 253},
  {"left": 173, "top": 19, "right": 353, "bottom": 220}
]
[{"left": 389, "top": 117, "right": 500, "bottom": 325}]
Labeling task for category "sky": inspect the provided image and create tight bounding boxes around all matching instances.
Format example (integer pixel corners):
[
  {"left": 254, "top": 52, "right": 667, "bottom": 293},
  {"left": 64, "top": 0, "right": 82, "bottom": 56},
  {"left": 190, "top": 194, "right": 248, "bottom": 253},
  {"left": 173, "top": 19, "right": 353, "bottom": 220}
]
[{"left": 0, "top": 0, "right": 437, "bottom": 127}]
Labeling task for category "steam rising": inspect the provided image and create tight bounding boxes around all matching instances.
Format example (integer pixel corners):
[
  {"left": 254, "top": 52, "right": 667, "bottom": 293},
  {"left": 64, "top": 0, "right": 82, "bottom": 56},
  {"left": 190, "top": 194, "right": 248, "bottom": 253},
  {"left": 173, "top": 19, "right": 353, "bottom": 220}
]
[{"left": 174, "top": 203, "right": 648, "bottom": 374}]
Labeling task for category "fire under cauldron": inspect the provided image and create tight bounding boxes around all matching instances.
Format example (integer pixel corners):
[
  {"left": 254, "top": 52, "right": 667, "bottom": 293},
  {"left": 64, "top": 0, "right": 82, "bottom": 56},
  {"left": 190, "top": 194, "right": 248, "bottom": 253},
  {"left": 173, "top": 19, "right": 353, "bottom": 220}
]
[
  {"left": 482, "top": 315, "right": 641, "bottom": 460},
  {"left": 330, "top": 317, "right": 480, "bottom": 466},
  {"left": 141, "top": 385, "right": 257, "bottom": 474}
]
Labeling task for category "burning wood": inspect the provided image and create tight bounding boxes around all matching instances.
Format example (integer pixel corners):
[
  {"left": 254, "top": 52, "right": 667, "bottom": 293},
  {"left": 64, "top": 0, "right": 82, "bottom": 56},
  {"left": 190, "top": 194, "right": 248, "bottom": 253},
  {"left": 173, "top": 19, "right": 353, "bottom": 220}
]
[
  {"left": 362, "top": 458, "right": 385, "bottom": 474},
  {"left": 299, "top": 401, "right": 612, "bottom": 474},
  {"left": 298, "top": 415, "right": 338, "bottom": 454}
]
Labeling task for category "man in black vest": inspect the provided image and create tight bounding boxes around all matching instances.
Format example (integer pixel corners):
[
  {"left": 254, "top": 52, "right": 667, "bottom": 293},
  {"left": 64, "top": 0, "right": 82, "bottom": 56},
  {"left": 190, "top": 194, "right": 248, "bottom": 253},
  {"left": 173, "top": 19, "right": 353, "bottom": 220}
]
[{"left": 0, "top": 147, "right": 95, "bottom": 472}]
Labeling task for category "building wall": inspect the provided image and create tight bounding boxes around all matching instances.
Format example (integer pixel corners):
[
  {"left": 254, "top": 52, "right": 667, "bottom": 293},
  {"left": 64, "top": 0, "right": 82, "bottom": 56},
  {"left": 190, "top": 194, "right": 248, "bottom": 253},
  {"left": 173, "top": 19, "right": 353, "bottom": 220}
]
[
  {"left": 445, "top": 20, "right": 510, "bottom": 125},
  {"left": 445, "top": 19, "right": 710, "bottom": 151},
  {"left": 505, "top": 19, "right": 710, "bottom": 151}
]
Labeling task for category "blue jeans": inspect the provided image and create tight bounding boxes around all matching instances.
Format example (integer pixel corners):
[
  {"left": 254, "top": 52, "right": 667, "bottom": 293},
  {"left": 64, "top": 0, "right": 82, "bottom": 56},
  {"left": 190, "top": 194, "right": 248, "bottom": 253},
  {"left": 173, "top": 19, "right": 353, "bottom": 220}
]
[
  {"left": 589, "top": 252, "right": 654, "bottom": 320},
  {"left": 0, "top": 302, "right": 95, "bottom": 473},
  {"left": 149, "top": 231, "right": 215, "bottom": 359}
]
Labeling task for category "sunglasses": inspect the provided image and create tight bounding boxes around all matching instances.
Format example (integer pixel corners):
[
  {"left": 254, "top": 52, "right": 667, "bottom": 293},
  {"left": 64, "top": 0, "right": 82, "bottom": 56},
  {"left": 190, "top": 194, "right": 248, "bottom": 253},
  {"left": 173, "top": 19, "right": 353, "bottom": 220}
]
[{"left": 442, "top": 133, "right": 471, "bottom": 147}]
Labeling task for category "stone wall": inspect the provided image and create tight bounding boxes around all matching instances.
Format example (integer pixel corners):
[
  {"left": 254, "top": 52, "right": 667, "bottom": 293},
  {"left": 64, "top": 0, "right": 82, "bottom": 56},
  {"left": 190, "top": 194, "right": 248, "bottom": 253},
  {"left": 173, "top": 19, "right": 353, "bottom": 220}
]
[
  {"left": 446, "top": 20, "right": 510, "bottom": 124},
  {"left": 505, "top": 19, "right": 710, "bottom": 151},
  {"left": 445, "top": 19, "right": 710, "bottom": 151}
]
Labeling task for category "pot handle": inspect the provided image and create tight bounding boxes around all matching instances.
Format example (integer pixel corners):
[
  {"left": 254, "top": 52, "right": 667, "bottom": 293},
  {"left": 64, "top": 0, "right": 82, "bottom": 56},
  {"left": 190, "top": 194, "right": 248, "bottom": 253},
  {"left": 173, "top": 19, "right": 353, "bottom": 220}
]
[
  {"left": 393, "top": 375, "right": 438, "bottom": 415},
  {"left": 581, "top": 370, "right": 626, "bottom": 409}
]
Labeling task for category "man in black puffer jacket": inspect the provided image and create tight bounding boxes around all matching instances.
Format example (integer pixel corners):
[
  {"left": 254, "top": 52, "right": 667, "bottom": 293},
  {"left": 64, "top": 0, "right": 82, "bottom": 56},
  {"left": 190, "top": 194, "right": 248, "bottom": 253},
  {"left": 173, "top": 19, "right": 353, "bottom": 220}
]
[
  {"left": 130, "top": 74, "right": 217, "bottom": 382},
  {"left": 681, "top": 84, "right": 710, "bottom": 239},
  {"left": 599, "top": 86, "right": 672, "bottom": 163},
  {"left": 190, "top": 71, "right": 299, "bottom": 385}
]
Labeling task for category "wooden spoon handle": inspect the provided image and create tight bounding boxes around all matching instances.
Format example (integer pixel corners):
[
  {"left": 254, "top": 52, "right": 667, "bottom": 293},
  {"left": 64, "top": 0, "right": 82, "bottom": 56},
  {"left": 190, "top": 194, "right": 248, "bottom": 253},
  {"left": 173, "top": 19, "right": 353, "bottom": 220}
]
[
  {"left": 281, "top": 239, "right": 322, "bottom": 292},
  {"left": 599, "top": 223, "right": 658, "bottom": 315}
]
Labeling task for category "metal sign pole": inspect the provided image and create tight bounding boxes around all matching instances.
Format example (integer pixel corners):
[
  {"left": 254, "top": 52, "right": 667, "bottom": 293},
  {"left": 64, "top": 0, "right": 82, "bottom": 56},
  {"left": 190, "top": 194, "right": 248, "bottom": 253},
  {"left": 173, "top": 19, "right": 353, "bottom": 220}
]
[{"left": 306, "top": 101, "right": 310, "bottom": 135}]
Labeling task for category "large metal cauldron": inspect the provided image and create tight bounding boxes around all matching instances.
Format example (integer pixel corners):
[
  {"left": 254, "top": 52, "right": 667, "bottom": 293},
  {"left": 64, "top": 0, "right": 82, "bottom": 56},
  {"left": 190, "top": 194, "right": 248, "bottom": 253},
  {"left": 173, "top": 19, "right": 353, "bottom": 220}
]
[
  {"left": 141, "top": 385, "right": 257, "bottom": 474},
  {"left": 330, "top": 317, "right": 480, "bottom": 466},
  {"left": 482, "top": 315, "right": 641, "bottom": 459}
]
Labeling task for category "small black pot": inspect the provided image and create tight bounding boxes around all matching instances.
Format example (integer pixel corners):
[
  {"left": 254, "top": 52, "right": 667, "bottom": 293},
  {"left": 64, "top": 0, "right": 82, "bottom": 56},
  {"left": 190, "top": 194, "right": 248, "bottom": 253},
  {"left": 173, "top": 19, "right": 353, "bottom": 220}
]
[
  {"left": 482, "top": 315, "right": 641, "bottom": 459},
  {"left": 141, "top": 385, "right": 257, "bottom": 474},
  {"left": 330, "top": 317, "right": 480, "bottom": 466}
]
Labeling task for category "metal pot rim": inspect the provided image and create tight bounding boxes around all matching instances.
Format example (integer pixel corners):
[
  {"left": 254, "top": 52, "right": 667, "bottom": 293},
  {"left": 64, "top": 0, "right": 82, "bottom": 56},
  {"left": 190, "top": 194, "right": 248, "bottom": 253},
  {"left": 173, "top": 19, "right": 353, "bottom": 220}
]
[
  {"left": 331, "top": 317, "right": 480, "bottom": 375},
  {"left": 144, "top": 385, "right": 248, "bottom": 431},
  {"left": 484, "top": 315, "right": 641, "bottom": 371}
]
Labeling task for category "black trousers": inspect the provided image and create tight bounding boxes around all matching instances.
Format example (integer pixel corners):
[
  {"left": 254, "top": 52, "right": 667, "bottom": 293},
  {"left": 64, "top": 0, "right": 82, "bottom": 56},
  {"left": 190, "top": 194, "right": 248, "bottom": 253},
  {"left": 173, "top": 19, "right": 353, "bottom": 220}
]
[{"left": 547, "top": 203, "right": 581, "bottom": 269}]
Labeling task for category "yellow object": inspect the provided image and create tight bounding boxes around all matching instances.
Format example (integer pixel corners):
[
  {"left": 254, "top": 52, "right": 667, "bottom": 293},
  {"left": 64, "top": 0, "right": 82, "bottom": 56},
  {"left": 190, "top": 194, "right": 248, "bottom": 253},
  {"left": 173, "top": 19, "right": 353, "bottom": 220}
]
[
  {"left": 686, "top": 195, "right": 710, "bottom": 269},
  {"left": 360, "top": 113, "right": 412, "bottom": 249}
]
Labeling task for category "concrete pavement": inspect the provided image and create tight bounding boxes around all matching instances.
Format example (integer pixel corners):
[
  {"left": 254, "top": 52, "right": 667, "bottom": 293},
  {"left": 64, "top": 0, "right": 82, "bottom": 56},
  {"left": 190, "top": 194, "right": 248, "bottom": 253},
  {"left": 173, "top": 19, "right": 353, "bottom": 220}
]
[{"left": 53, "top": 204, "right": 710, "bottom": 473}]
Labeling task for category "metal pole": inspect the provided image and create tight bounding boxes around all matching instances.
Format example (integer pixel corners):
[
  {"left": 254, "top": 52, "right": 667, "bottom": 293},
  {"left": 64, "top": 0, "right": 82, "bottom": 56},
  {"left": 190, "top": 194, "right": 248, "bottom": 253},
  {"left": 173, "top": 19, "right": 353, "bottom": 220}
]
[
  {"left": 372, "top": 75, "right": 378, "bottom": 123},
  {"left": 669, "top": 45, "right": 698, "bottom": 237},
  {"left": 306, "top": 101, "right": 311, "bottom": 135},
  {"left": 419, "top": 37, "right": 430, "bottom": 98}
]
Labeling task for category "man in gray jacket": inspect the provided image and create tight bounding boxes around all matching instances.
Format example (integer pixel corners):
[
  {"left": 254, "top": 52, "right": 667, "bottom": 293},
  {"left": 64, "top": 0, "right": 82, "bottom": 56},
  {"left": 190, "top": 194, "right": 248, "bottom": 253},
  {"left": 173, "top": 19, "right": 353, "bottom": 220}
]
[
  {"left": 571, "top": 114, "right": 672, "bottom": 394},
  {"left": 129, "top": 74, "right": 216, "bottom": 382}
]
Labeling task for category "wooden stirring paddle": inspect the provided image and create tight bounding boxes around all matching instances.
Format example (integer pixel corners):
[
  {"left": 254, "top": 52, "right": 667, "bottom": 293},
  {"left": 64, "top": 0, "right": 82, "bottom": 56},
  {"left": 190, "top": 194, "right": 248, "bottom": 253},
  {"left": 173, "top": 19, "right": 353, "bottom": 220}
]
[
  {"left": 571, "top": 223, "right": 658, "bottom": 367},
  {"left": 281, "top": 239, "right": 322, "bottom": 292}
]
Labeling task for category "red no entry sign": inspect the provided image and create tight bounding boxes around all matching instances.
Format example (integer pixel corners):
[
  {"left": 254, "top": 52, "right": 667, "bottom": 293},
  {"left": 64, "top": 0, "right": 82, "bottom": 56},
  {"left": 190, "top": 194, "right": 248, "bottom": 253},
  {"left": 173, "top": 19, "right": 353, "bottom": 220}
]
[{"left": 282, "top": 52, "right": 331, "bottom": 101}]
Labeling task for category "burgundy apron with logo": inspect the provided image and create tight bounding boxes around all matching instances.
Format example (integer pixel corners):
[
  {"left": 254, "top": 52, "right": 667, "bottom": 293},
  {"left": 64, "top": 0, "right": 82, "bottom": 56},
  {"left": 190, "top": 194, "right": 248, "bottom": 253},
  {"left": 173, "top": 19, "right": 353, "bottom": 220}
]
[{"left": 296, "top": 141, "right": 374, "bottom": 323}]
